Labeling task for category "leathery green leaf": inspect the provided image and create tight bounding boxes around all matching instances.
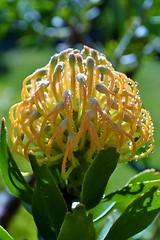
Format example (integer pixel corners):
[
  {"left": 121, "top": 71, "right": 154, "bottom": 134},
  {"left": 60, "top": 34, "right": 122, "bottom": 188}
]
[
  {"left": 81, "top": 148, "right": 119, "bottom": 210},
  {"left": 103, "top": 169, "right": 160, "bottom": 206},
  {"left": 57, "top": 204, "right": 96, "bottom": 240},
  {"left": 129, "top": 168, "right": 160, "bottom": 183},
  {"left": 29, "top": 152, "right": 67, "bottom": 240},
  {"left": 0, "top": 118, "right": 33, "bottom": 204},
  {"left": 0, "top": 225, "right": 13, "bottom": 240},
  {"left": 105, "top": 186, "right": 160, "bottom": 240}
]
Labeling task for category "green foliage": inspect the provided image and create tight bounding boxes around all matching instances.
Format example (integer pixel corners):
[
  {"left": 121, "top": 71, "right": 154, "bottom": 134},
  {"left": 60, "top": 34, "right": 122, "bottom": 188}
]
[
  {"left": 93, "top": 203, "right": 118, "bottom": 240},
  {"left": 92, "top": 169, "right": 160, "bottom": 240},
  {"left": 57, "top": 204, "right": 96, "bottom": 240},
  {"left": 29, "top": 152, "right": 68, "bottom": 240},
  {"left": 81, "top": 148, "right": 119, "bottom": 210},
  {"left": 0, "top": 226, "right": 13, "bottom": 240},
  {"left": 0, "top": 118, "right": 33, "bottom": 204},
  {"left": 104, "top": 169, "right": 160, "bottom": 208},
  {"left": 105, "top": 186, "right": 160, "bottom": 240}
]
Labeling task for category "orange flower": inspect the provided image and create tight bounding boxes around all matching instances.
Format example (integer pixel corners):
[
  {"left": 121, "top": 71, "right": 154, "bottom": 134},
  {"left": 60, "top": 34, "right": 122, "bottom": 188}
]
[{"left": 9, "top": 46, "right": 154, "bottom": 179}]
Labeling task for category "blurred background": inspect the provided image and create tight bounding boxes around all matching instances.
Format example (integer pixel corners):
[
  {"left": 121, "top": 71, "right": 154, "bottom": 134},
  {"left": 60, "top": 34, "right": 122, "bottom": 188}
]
[{"left": 0, "top": 0, "right": 160, "bottom": 239}]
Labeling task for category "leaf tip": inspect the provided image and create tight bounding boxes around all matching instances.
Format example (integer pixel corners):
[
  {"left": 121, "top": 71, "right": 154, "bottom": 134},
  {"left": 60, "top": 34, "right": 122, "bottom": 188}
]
[{"left": 1, "top": 117, "right": 6, "bottom": 132}]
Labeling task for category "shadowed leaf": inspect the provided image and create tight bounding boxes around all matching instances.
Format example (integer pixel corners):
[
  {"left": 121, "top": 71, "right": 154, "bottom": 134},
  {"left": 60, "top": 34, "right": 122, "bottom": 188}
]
[
  {"left": 105, "top": 186, "right": 160, "bottom": 240},
  {"left": 104, "top": 169, "right": 160, "bottom": 207},
  {"left": 29, "top": 152, "right": 67, "bottom": 240},
  {"left": 0, "top": 118, "right": 33, "bottom": 204}
]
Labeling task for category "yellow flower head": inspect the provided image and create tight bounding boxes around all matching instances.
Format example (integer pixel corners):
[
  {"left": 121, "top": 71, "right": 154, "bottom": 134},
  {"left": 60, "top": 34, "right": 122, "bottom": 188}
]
[{"left": 9, "top": 46, "right": 154, "bottom": 179}]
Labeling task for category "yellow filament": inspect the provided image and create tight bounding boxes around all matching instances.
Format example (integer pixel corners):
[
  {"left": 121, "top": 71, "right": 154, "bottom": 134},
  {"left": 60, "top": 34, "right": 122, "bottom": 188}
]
[
  {"left": 9, "top": 45, "right": 154, "bottom": 177},
  {"left": 64, "top": 92, "right": 74, "bottom": 134}
]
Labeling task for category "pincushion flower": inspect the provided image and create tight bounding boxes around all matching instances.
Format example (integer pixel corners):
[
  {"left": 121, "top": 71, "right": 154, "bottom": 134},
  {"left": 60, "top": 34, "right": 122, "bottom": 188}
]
[{"left": 9, "top": 46, "right": 154, "bottom": 180}]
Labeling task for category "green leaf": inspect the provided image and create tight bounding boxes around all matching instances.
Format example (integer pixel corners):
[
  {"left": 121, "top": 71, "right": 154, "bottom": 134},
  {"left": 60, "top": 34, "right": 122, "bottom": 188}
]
[
  {"left": 105, "top": 186, "right": 160, "bottom": 240},
  {"left": 57, "top": 204, "right": 96, "bottom": 240},
  {"left": 93, "top": 202, "right": 117, "bottom": 240},
  {"left": 29, "top": 152, "right": 68, "bottom": 240},
  {"left": 0, "top": 118, "right": 33, "bottom": 204},
  {"left": 81, "top": 148, "right": 119, "bottom": 210},
  {"left": 129, "top": 168, "right": 160, "bottom": 183},
  {"left": 0, "top": 225, "right": 13, "bottom": 240},
  {"left": 103, "top": 169, "right": 160, "bottom": 207},
  {"left": 92, "top": 202, "right": 115, "bottom": 222}
]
